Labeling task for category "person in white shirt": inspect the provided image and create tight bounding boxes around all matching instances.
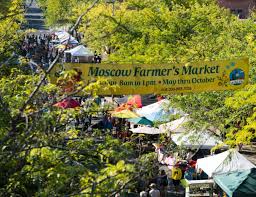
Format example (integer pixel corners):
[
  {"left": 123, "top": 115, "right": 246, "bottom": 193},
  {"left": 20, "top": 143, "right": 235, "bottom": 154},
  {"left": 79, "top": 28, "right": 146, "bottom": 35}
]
[
  {"left": 149, "top": 183, "right": 160, "bottom": 197},
  {"left": 140, "top": 190, "right": 147, "bottom": 197}
]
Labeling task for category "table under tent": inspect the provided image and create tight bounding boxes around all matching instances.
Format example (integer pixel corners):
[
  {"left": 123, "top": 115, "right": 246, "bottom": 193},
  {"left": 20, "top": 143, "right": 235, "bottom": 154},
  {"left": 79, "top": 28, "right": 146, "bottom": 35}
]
[{"left": 64, "top": 45, "right": 94, "bottom": 63}]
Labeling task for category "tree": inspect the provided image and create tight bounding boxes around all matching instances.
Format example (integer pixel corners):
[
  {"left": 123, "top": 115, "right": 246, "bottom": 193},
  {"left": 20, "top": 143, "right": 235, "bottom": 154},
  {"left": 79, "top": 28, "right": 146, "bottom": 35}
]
[
  {"left": 0, "top": 1, "right": 162, "bottom": 195},
  {"left": 0, "top": 0, "right": 24, "bottom": 63},
  {"left": 1, "top": 62, "right": 156, "bottom": 195}
]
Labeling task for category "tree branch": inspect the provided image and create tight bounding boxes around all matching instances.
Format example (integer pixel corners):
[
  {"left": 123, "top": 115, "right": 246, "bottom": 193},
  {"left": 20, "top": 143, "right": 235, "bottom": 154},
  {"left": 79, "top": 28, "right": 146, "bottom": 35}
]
[
  {"left": 101, "top": 14, "right": 140, "bottom": 36},
  {"left": 19, "top": 54, "right": 60, "bottom": 113},
  {"left": 68, "top": 0, "right": 100, "bottom": 34}
]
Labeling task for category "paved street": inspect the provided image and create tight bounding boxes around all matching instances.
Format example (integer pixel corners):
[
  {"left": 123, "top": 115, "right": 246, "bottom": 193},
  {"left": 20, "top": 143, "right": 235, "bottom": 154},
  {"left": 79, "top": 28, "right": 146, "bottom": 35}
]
[{"left": 24, "top": 0, "right": 47, "bottom": 30}]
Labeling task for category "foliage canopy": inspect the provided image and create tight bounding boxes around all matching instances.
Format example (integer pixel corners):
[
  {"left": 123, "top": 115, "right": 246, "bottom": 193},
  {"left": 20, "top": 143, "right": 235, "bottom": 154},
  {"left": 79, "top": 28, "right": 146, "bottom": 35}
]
[{"left": 1, "top": 0, "right": 256, "bottom": 196}]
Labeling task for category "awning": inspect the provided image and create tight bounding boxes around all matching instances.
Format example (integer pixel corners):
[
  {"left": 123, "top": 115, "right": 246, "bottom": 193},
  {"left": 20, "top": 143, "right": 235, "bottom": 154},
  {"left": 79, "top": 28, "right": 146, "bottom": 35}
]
[{"left": 130, "top": 126, "right": 163, "bottom": 135}]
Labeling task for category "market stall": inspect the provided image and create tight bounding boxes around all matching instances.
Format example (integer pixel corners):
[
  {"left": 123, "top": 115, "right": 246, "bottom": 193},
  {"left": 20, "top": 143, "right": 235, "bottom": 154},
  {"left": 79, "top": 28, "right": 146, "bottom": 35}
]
[
  {"left": 64, "top": 45, "right": 94, "bottom": 63},
  {"left": 182, "top": 179, "right": 215, "bottom": 197}
]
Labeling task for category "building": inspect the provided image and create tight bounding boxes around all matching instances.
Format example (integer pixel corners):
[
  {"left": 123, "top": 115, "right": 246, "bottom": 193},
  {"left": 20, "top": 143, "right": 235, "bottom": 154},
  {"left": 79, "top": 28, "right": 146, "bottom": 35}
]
[{"left": 218, "top": 0, "right": 256, "bottom": 18}]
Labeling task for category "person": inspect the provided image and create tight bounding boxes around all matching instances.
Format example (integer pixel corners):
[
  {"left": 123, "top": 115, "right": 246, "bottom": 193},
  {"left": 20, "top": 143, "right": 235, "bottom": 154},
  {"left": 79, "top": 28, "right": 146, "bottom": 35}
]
[
  {"left": 102, "top": 115, "right": 109, "bottom": 132},
  {"left": 186, "top": 149, "right": 193, "bottom": 161},
  {"left": 153, "top": 143, "right": 165, "bottom": 164},
  {"left": 149, "top": 183, "right": 160, "bottom": 197},
  {"left": 122, "top": 120, "right": 130, "bottom": 140},
  {"left": 93, "top": 51, "right": 97, "bottom": 63},
  {"left": 164, "top": 152, "right": 176, "bottom": 169},
  {"left": 115, "top": 119, "right": 122, "bottom": 138},
  {"left": 157, "top": 170, "right": 168, "bottom": 197},
  {"left": 171, "top": 164, "right": 182, "bottom": 192},
  {"left": 198, "top": 168, "right": 208, "bottom": 180},
  {"left": 97, "top": 54, "right": 102, "bottom": 63},
  {"left": 184, "top": 165, "right": 196, "bottom": 180},
  {"left": 140, "top": 190, "right": 148, "bottom": 197},
  {"left": 157, "top": 170, "right": 168, "bottom": 186},
  {"left": 106, "top": 116, "right": 113, "bottom": 132}
]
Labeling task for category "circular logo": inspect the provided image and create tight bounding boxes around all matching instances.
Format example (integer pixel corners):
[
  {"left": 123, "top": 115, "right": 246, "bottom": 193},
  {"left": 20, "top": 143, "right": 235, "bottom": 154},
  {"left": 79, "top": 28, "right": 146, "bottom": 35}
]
[{"left": 229, "top": 69, "right": 245, "bottom": 85}]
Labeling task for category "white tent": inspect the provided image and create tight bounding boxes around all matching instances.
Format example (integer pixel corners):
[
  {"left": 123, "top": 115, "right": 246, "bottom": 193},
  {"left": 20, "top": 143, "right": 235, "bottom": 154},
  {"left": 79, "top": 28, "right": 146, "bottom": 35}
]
[
  {"left": 64, "top": 45, "right": 94, "bottom": 63},
  {"left": 65, "top": 45, "right": 94, "bottom": 56},
  {"left": 159, "top": 115, "right": 189, "bottom": 134},
  {"left": 196, "top": 149, "right": 256, "bottom": 177},
  {"left": 130, "top": 126, "right": 164, "bottom": 135},
  {"left": 135, "top": 99, "right": 179, "bottom": 122},
  {"left": 159, "top": 116, "right": 225, "bottom": 149},
  {"left": 171, "top": 130, "right": 223, "bottom": 149}
]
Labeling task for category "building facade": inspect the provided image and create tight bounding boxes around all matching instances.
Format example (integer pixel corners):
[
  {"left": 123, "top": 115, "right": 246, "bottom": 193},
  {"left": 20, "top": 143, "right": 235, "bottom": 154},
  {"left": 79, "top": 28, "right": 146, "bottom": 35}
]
[{"left": 218, "top": 0, "right": 256, "bottom": 18}]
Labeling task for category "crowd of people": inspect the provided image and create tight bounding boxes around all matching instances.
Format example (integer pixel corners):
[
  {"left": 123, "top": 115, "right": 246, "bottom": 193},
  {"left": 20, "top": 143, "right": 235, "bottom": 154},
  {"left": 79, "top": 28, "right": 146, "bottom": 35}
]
[
  {"left": 20, "top": 32, "right": 102, "bottom": 73},
  {"left": 136, "top": 157, "right": 209, "bottom": 197},
  {"left": 20, "top": 34, "right": 59, "bottom": 69}
]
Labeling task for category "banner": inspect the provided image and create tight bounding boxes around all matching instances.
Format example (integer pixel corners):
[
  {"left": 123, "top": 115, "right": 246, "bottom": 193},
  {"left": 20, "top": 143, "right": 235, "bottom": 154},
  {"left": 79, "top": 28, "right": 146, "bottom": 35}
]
[{"left": 53, "top": 58, "right": 249, "bottom": 95}]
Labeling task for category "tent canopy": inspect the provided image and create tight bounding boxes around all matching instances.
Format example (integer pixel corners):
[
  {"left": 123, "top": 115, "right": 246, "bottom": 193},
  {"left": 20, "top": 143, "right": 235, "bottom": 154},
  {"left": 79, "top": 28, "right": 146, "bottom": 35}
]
[
  {"left": 53, "top": 98, "right": 80, "bottom": 109},
  {"left": 114, "top": 95, "right": 158, "bottom": 106},
  {"left": 127, "top": 95, "right": 142, "bottom": 108},
  {"left": 197, "top": 149, "right": 256, "bottom": 177},
  {"left": 159, "top": 116, "right": 224, "bottom": 149},
  {"left": 171, "top": 130, "right": 223, "bottom": 149},
  {"left": 159, "top": 115, "right": 189, "bottom": 133},
  {"left": 111, "top": 109, "right": 139, "bottom": 119},
  {"left": 128, "top": 117, "right": 153, "bottom": 126},
  {"left": 65, "top": 45, "right": 94, "bottom": 56},
  {"left": 136, "top": 99, "right": 178, "bottom": 122},
  {"left": 55, "top": 31, "right": 78, "bottom": 44},
  {"left": 214, "top": 168, "right": 256, "bottom": 197},
  {"left": 130, "top": 126, "right": 164, "bottom": 135}
]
